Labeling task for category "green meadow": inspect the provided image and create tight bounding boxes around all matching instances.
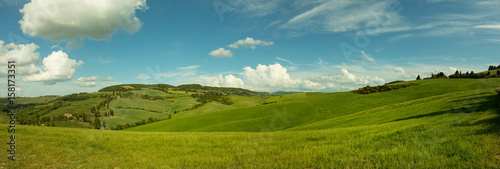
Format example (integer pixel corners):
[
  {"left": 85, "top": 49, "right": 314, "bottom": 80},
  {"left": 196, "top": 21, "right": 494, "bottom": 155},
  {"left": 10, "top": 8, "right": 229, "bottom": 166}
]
[{"left": 1, "top": 78, "right": 499, "bottom": 168}]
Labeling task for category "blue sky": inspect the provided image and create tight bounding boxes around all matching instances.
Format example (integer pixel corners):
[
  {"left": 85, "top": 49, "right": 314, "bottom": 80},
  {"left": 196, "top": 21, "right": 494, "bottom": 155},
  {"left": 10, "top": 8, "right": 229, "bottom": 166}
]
[{"left": 0, "top": 0, "right": 499, "bottom": 97}]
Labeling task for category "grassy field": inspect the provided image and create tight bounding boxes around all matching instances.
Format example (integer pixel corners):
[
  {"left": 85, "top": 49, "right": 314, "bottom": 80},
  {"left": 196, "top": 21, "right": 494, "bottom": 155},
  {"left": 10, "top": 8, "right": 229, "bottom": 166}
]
[
  {"left": 102, "top": 108, "right": 170, "bottom": 128},
  {"left": 44, "top": 98, "right": 106, "bottom": 117},
  {"left": 110, "top": 98, "right": 168, "bottom": 113},
  {"left": 1, "top": 78, "right": 499, "bottom": 168},
  {"left": 174, "top": 102, "right": 236, "bottom": 118},
  {"left": 167, "top": 90, "right": 197, "bottom": 95},
  {"left": 264, "top": 92, "right": 307, "bottom": 103},
  {"left": 2, "top": 110, "right": 499, "bottom": 168},
  {"left": 14, "top": 96, "right": 59, "bottom": 104},
  {"left": 229, "top": 95, "right": 267, "bottom": 108},
  {"left": 132, "top": 89, "right": 169, "bottom": 97}
]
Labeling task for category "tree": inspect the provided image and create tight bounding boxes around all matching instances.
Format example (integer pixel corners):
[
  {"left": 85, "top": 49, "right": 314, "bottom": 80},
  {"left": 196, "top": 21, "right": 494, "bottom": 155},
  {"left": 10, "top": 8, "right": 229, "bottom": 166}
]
[
  {"left": 487, "top": 71, "right": 491, "bottom": 76},
  {"left": 416, "top": 75, "right": 421, "bottom": 80},
  {"left": 454, "top": 70, "right": 459, "bottom": 75},
  {"left": 94, "top": 117, "right": 100, "bottom": 129},
  {"left": 110, "top": 109, "right": 114, "bottom": 116},
  {"left": 103, "top": 120, "right": 106, "bottom": 128},
  {"left": 497, "top": 70, "right": 500, "bottom": 76},
  {"left": 94, "top": 110, "right": 100, "bottom": 117},
  {"left": 470, "top": 71, "right": 474, "bottom": 75},
  {"left": 51, "top": 122, "right": 55, "bottom": 127}
]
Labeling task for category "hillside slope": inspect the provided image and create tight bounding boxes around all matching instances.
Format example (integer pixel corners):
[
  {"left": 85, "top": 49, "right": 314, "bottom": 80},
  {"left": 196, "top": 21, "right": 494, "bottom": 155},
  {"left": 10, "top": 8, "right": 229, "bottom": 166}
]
[{"left": 127, "top": 79, "right": 500, "bottom": 132}]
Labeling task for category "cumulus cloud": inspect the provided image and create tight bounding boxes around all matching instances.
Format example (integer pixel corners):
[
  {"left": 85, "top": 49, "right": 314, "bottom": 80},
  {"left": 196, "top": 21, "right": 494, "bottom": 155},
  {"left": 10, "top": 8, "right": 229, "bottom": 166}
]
[
  {"left": 0, "top": 40, "right": 41, "bottom": 76},
  {"left": 199, "top": 63, "right": 323, "bottom": 91},
  {"left": 241, "top": 63, "right": 323, "bottom": 91},
  {"left": 0, "top": 40, "right": 40, "bottom": 66},
  {"left": 76, "top": 76, "right": 115, "bottom": 87},
  {"left": 209, "top": 48, "right": 233, "bottom": 58},
  {"left": 24, "top": 50, "right": 84, "bottom": 85},
  {"left": 310, "top": 69, "right": 385, "bottom": 90},
  {"left": 203, "top": 74, "right": 246, "bottom": 89},
  {"left": 200, "top": 63, "right": 386, "bottom": 92},
  {"left": 19, "top": 0, "right": 147, "bottom": 41},
  {"left": 228, "top": 37, "right": 275, "bottom": 49}
]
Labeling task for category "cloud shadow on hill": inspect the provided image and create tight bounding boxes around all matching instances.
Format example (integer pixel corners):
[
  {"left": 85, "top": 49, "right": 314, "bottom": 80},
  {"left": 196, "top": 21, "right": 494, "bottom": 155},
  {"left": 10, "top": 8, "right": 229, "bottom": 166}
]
[{"left": 389, "top": 93, "right": 500, "bottom": 135}]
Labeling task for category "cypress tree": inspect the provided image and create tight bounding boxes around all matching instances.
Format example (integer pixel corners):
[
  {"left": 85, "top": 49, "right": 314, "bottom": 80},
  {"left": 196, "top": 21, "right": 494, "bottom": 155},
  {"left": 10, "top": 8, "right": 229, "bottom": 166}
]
[{"left": 94, "top": 117, "right": 100, "bottom": 129}]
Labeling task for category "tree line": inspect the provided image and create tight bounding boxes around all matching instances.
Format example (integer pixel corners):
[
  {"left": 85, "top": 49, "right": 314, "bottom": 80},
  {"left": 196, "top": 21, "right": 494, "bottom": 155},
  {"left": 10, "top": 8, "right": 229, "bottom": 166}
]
[
  {"left": 449, "top": 70, "right": 500, "bottom": 79},
  {"left": 353, "top": 83, "right": 418, "bottom": 94}
]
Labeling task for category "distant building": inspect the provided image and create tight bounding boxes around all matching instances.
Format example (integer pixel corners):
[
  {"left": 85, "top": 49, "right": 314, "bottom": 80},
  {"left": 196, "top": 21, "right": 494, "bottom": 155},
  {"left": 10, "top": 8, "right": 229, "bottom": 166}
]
[{"left": 63, "top": 113, "right": 73, "bottom": 118}]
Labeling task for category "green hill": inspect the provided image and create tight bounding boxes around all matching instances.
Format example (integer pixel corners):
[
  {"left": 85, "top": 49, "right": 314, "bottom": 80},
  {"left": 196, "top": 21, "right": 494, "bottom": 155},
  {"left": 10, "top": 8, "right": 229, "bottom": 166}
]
[
  {"left": 127, "top": 79, "right": 500, "bottom": 132},
  {"left": 2, "top": 83, "right": 268, "bottom": 129}
]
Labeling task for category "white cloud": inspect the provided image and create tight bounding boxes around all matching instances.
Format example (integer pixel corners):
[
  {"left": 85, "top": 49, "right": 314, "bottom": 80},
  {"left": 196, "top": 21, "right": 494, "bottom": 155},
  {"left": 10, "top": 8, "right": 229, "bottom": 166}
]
[
  {"left": 241, "top": 63, "right": 324, "bottom": 91},
  {"left": 199, "top": 63, "right": 323, "bottom": 91},
  {"left": 76, "top": 76, "right": 115, "bottom": 87},
  {"left": 281, "top": 0, "right": 405, "bottom": 34},
  {"left": 50, "top": 44, "right": 60, "bottom": 49},
  {"left": 309, "top": 69, "right": 385, "bottom": 90},
  {"left": 0, "top": 40, "right": 41, "bottom": 76},
  {"left": 393, "top": 67, "right": 405, "bottom": 74},
  {"left": 426, "top": 0, "right": 455, "bottom": 3},
  {"left": 238, "top": 0, "right": 282, "bottom": 18},
  {"left": 19, "top": 0, "right": 147, "bottom": 41},
  {"left": 275, "top": 57, "right": 295, "bottom": 65},
  {"left": 228, "top": 37, "right": 274, "bottom": 49},
  {"left": 209, "top": 48, "right": 233, "bottom": 58},
  {"left": 474, "top": 25, "right": 500, "bottom": 29},
  {"left": 178, "top": 65, "right": 201, "bottom": 70},
  {"left": 215, "top": 0, "right": 282, "bottom": 19},
  {"left": 0, "top": 40, "right": 40, "bottom": 66},
  {"left": 203, "top": 74, "right": 246, "bottom": 89},
  {"left": 360, "top": 50, "right": 375, "bottom": 63},
  {"left": 23, "top": 50, "right": 84, "bottom": 85}
]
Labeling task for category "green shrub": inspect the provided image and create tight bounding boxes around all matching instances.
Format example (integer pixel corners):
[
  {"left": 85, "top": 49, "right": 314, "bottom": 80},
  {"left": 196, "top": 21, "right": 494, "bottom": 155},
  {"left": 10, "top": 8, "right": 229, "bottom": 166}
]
[{"left": 495, "top": 87, "right": 500, "bottom": 95}]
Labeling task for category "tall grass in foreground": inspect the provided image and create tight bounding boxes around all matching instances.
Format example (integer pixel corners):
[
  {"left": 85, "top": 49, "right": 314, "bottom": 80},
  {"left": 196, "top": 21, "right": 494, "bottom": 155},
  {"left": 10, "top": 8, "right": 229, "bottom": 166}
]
[{"left": 1, "top": 107, "right": 499, "bottom": 168}]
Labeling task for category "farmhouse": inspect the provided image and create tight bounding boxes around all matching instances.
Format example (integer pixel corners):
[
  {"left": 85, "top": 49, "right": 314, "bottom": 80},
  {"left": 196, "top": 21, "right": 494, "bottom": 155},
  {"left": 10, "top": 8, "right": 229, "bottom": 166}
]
[
  {"left": 430, "top": 72, "right": 447, "bottom": 79},
  {"left": 63, "top": 113, "right": 73, "bottom": 118}
]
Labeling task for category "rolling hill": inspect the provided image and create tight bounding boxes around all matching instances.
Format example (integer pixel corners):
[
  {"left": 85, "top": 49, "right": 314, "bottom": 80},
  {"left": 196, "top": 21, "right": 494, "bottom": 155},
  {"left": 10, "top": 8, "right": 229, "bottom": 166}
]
[{"left": 127, "top": 79, "right": 500, "bottom": 132}]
